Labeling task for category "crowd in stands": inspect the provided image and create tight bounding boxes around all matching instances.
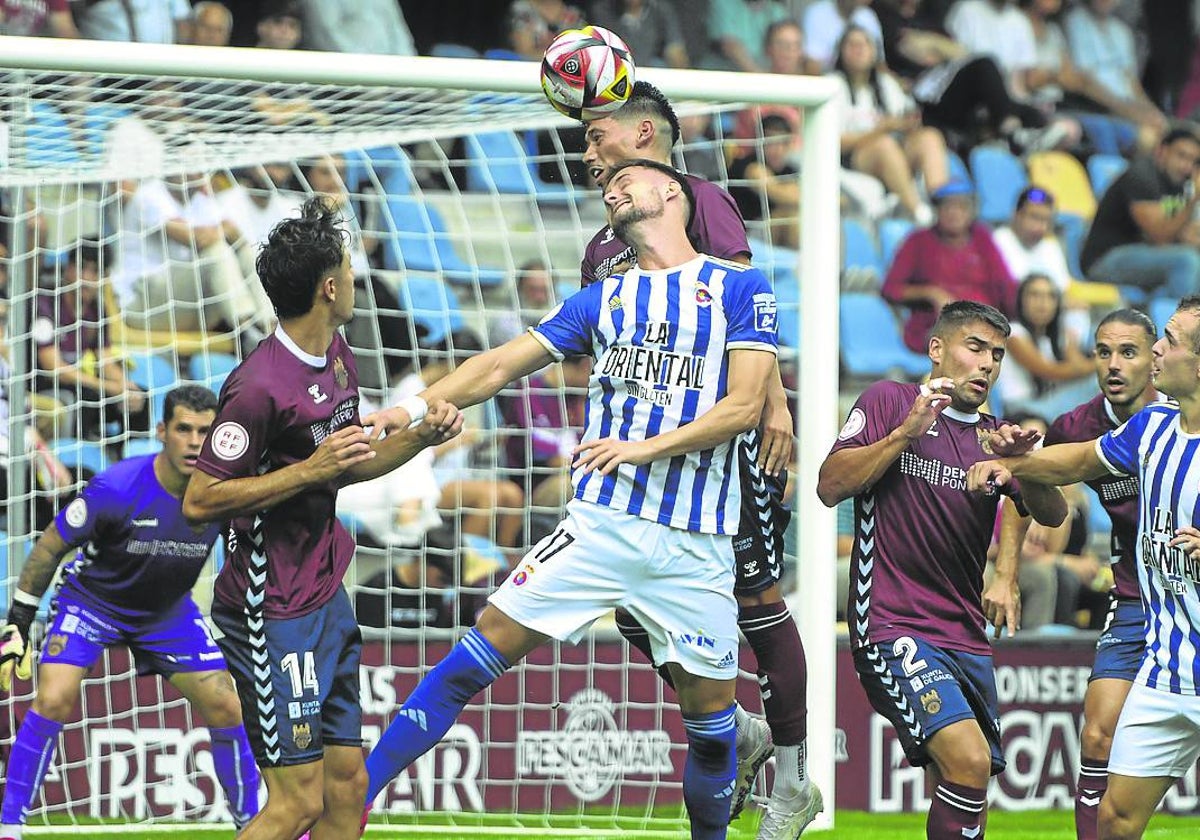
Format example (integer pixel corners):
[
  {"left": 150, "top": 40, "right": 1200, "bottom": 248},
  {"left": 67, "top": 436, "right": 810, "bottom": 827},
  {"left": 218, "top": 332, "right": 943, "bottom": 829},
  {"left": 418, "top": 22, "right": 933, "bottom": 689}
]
[{"left": 5, "top": 0, "right": 1200, "bottom": 634}]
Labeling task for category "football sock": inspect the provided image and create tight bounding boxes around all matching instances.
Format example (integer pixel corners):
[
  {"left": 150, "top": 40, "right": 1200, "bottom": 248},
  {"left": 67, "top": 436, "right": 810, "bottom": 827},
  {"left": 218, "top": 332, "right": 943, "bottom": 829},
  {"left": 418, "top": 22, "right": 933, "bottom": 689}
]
[
  {"left": 614, "top": 609, "right": 675, "bottom": 690},
  {"left": 0, "top": 710, "right": 63, "bottom": 826},
  {"left": 773, "top": 742, "right": 809, "bottom": 799},
  {"left": 928, "top": 781, "right": 987, "bottom": 840},
  {"left": 365, "top": 628, "right": 509, "bottom": 803},
  {"left": 682, "top": 704, "right": 737, "bottom": 839},
  {"left": 209, "top": 724, "right": 260, "bottom": 829},
  {"left": 1075, "top": 757, "right": 1108, "bottom": 840},
  {"left": 738, "top": 602, "right": 807, "bottom": 747}
]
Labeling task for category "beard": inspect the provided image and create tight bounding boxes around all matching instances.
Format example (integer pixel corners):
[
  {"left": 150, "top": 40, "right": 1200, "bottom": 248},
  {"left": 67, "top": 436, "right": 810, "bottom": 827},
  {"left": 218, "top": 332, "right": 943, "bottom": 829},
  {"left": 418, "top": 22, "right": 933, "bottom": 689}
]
[{"left": 611, "top": 198, "right": 664, "bottom": 242}]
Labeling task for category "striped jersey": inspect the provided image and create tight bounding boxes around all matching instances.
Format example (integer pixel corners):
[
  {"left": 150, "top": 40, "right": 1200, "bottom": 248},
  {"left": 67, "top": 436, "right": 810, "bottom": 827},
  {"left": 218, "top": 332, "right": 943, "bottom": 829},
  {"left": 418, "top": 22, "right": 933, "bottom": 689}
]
[
  {"left": 531, "top": 254, "right": 778, "bottom": 534},
  {"left": 1096, "top": 401, "right": 1200, "bottom": 695}
]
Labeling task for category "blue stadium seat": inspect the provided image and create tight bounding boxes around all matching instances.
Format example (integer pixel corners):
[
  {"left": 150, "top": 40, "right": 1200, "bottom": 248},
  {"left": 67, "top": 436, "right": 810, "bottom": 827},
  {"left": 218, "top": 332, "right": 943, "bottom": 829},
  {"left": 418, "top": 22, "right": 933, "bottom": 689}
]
[
  {"left": 1087, "top": 154, "right": 1128, "bottom": 199},
  {"left": 26, "top": 102, "right": 80, "bottom": 168},
  {"left": 947, "top": 151, "right": 973, "bottom": 188},
  {"left": 970, "top": 146, "right": 1028, "bottom": 224},
  {"left": 53, "top": 438, "right": 109, "bottom": 476},
  {"left": 772, "top": 265, "right": 800, "bottom": 350},
  {"left": 1150, "top": 296, "right": 1176, "bottom": 335},
  {"left": 1056, "top": 212, "right": 1087, "bottom": 279},
  {"left": 123, "top": 435, "right": 159, "bottom": 459},
  {"left": 83, "top": 104, "right": 132, "bottom": 158},
  {"left": 879, "top": 218, "right": 915, "bottom": 270},
  {"left": 465, "top": 131, "right": 574, "bottom": 204},
  {"left": 381, "top": 197, "right": 506, "bottom": 287},
  {"left": 188, "top": 352, "right": 239, "bottom": 394},
  {"left": 839, "top": 293, "right": 928, "bottom": 378},
  {"left": 399, "top": 275, "right": 466, "bottom": 347},
  {"left": 123, "top": 350, "right": 178, "bottom": 422},
  {"left": 842, "top": 218, "right": 883, "bottom": 279},
  {"left": 351, "top": 146, "right": 414, "bottom": 197},
  {"left": 430, "top": 42, "right": 480, "bottom": 59}
]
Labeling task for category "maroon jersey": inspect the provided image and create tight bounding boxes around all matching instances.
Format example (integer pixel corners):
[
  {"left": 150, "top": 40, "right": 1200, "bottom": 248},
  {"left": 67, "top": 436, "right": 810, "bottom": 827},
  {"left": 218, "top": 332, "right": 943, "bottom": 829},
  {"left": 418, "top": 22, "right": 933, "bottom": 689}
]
[
  {"left": 580, "top": 175, "right": 751, "bottom": 286},
  {"left": 199, "top": 329, "right": 361, "bottom": 620},
  {"left": 830, "top": 381, "right": 1022, "bottom": 655},
  {"left": 1046, "top": 393, "right": 1140, "bottom": 602}
]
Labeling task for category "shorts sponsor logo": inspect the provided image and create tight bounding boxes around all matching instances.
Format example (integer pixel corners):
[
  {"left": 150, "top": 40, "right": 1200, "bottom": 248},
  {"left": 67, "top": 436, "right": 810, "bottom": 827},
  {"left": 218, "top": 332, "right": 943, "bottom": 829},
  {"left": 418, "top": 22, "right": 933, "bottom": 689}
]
[
  {"left": 60, "top": 614, "right": 80, "bottom": 634},
  {"left": 65, "top": 498, "right": 88, "bottom": 529},
  {"left": 292, "top": 722, "right": 313, "bottom": 750},
  {"left": 717, "top": 650, "right": 736, "bottom": 669},
  {"left": 838, "top": 408, "right": 866, "bottom": 441},
  {"left": 46, "top": 633, "right": 68, "bottom": 656},
  {"left": 517, "top": 688, "right": 672, "bottom": 801},
  {"left": 211, "top": 422, "right": 250, "bottom": 461},
  {"left": 919, "top": 689, "right": 941, "bottom": 715},
  {"left": 676, "top": 630, "right": 716, "bottom": 649}
]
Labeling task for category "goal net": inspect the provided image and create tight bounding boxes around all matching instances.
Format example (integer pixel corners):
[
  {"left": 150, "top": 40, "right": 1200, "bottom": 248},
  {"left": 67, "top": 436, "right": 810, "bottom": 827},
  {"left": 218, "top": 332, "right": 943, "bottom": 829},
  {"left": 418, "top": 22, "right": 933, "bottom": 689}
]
[{"left": 0, "top": 37, "right": 839, "bottom": 833}]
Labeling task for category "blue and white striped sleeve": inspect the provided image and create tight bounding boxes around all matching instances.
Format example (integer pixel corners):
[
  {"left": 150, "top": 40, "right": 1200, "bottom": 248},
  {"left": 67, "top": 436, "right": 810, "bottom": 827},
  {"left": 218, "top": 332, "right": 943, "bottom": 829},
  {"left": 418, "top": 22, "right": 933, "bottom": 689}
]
[
  {"left": 1096, "top": 408, "right": 1150, "bottom": 476},
  {"left": 529, "top": 285, "right": 601, "bottom": 360},
  {"left": 724, "top": 268, "right": 778, "bottom": 353}
]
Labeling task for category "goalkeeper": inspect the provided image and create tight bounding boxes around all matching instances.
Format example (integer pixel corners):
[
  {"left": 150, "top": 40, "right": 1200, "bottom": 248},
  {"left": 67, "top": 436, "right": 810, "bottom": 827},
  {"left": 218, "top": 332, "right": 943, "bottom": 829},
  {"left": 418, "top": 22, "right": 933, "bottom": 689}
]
[{"left": 0, "top": 385, "right": 260, "bottom": 838}]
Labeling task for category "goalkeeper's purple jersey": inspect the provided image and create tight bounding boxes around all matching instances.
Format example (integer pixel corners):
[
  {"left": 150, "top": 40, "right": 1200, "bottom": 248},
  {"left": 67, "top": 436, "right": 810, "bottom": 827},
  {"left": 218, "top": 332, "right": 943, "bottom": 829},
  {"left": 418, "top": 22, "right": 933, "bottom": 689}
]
[
  {"left": 1047, "top": 394, "right": 1141, "bottom": 602},
  {"left": 199, "top": 327, "right": 361, "bottom": 620},
  {"left": 54, "top": 454, "right": 221, "bottom": 619},
  {"left": 829, "top": 381, "right": 1022, "bottom": 655},
  {"left": 581, "top": 175, "right": 752, "bottom": 286}
]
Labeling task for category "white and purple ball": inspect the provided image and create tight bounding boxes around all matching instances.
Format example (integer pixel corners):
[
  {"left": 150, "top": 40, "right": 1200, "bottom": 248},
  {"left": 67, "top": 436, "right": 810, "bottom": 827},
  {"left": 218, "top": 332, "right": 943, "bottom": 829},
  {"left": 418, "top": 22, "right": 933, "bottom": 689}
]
[{"left": 540, "top": 25, "right": 636, "bottom": 121}]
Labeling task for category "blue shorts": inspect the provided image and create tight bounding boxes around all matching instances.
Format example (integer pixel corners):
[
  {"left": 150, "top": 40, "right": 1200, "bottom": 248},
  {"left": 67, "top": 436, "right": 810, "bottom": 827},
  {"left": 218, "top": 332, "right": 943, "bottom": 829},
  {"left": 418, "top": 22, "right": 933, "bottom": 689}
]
[
  {"left": 42, "top": 587, "right": 225, "bottom": 678},
  {"left": 853, "top": 635, "right": 1005, "bottom": 775},
  {"left": 212, "top": 588, "right": 362, "bottom": 768},
  {"left": 1091, "top": 596, "right": 1145, "bottom": 683}
]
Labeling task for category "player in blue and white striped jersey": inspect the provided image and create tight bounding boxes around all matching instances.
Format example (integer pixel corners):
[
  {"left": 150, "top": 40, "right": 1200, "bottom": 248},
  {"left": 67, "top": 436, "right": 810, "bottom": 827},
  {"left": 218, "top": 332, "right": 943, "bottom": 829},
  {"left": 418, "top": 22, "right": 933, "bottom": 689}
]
[
  {"left": 968, "top": 296, "right": 1200, "bottom": 839},
  {"left": 362, "top": 159, "right": 779, "bottom": 839}
]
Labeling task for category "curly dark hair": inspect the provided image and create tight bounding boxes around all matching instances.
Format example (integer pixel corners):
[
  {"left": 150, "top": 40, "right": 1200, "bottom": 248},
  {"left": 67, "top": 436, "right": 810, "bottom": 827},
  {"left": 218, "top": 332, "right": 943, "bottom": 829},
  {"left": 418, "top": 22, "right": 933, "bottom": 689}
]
[{"left": 255, "top": 196, "right": 348, "bottom": 320}]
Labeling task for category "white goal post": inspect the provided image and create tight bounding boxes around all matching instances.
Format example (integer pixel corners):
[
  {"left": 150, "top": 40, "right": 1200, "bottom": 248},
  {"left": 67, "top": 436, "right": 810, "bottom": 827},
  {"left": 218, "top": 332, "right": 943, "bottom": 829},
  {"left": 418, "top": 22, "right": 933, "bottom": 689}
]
[{"left": 0, "top": 36, "right": 840, "bottom": 830}]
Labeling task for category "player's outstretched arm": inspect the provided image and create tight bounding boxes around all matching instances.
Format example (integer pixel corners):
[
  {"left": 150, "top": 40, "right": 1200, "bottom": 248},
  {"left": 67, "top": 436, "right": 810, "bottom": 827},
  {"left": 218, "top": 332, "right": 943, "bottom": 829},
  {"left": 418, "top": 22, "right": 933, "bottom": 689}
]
[
  {"left": 572, "top": 348, "right": 774, "bottom": 476},
  {"left": 816, "top": 379, "right": 953, "bottom": 507},
  {"left": 1018, "top": 479, "right": 1069, "bottom": 528},
  {"left": 984, "top": 497, "right": 1030, "bottom": 640},
  {"left": 343, "top": 400, "right": 464, "bottom": 485},
  {"left": 1, "top": 525, "right": 72, "bottom": 693},
  {"left": 365, "top": 335, "right": 555, "bottom": 439},
  {"left": 966, "top": 439, "right": 1108, "bottom": 495},
  {"left": 183, "top": 425, "right": 375, "bottom": 525}
]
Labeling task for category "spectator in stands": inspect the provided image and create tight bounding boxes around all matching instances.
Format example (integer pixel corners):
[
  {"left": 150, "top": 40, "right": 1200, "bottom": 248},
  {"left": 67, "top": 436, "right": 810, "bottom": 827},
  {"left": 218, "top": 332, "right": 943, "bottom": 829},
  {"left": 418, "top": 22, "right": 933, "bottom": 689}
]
[
  {"left": 677, "top": 112, "right": 727, "bottom": 182},
  {"left": 1080, "top": 126, "right": 1200, "bottom": 298},
  {"left": 728, "top": 114, "right": 802, "bottom": 248},
  {"left": 505, "top": 0, "right": 585, "bottom": 59},
  {"left": 592, "top": 0, "right": 690, "bottom": 68},
  {"left": 0, "top": 0, "right": 79, "bottom": 37},
  {"left": 218, "top": 162, "right": 298, "bottom": 295},
  {"left": 732, "top": 20, "right": 810, "bottom": 147},
  {"left": 303, "top": 154, "right": 377, "bottom": 273},
  {"left": 1019, "top": 0, "right": 1150, "bottom": 155},
  {"left": 803, "top": 0, "right": 884, "bottom": 71},
  {"left": 488, "top": 259, "right": 554, "bottom": 347},
  {"left": 189, "top": 1, "right": 231, "bottom": 47},
  {"left": 296, "top": 0, "right": 416, "bottom": 55},
  {"left": 255, "top": 0, "right": 302, "bottom": 50},
  {"left": 993, "top": 273, "right": 1095, "bottom": 420},
  {"left": 709, "top": 0, "right": 791, "bottom": 72},
  {"left": 354, "top": 546, "right": 460, "bottom": 630},
  {"left": 872, "top": 0, "right": 1067, "bottom": 154},
  {"left": 393, "top": 338, "right": 526, "bottom": 552},
  {"left": 33, "top": 245, "right": 149, "bottom": 440},
  {"left": 76, "top": 0, "right": 192, "bottom": 44},
  {"left": 882, "top": 179, "right": 1018, "bottom": 352},
  {"left": 1064, "top": 0, "right": 1169, "bottom": 150},
  {"left": 831, "top": 24, "right": 946, "bottom": 225}
]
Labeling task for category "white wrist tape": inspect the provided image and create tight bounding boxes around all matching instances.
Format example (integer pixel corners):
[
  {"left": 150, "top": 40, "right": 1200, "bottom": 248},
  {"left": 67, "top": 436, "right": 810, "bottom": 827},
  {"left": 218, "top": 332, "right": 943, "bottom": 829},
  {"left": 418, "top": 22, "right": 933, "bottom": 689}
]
[
  {"left": 13, "top": 590, "right": 39, "bottom": 608},
  {"left": 397, "top": 395, "right": 428, "bottom": 429}
]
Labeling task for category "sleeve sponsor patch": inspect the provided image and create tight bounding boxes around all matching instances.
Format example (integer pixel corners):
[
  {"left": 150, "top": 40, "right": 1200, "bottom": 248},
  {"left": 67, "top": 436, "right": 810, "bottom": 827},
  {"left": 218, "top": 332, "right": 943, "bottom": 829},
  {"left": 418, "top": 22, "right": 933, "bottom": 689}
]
[
  {"left": 210, "top": 421, "right": 250, "bottom": 461},
  {"left": 753, "top": 293, "right": 778, "bottom": 333},
  {"left": 838, "top": 408, "right": 866, "bottom": 441},
  {"left": 64, "top": 497, "right": 88, "bottom": 529}
]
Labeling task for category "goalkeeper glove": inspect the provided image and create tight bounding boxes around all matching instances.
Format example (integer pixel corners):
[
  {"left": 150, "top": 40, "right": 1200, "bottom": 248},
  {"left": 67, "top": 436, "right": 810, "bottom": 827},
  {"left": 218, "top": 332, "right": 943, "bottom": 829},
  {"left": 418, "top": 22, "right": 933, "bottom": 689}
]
[{"left": 0, "top": 596, "right": 37, "bottom": 693}]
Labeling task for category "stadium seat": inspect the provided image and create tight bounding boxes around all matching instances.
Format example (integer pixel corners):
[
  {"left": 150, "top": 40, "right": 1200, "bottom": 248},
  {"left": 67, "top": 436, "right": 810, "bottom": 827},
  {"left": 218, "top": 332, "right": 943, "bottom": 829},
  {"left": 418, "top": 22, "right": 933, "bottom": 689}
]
[
  {"left": 381, "top": 197, "right": 506, "bottom": 287},
  {"left": 947, "top": 151, "right": 972, "bottom": 188},
  {"left": 1056, "top": 212, "right": 1087, "bottom": 279},
  {"left": 878, "top": 218, "right": 914, "bottom": 270},
  {"left": 83, "top": 104, "right": 132, "bottom": 158},
  {"left": 1087, "top": 154, "right": 1128, "bottom": 200},
  {"left": 359, "top": 146, "right": 414, "bottom": 196},
  {"left": 465, "top": 131, "right": 574, "bottom": 205},
  {"left": 842, "top": 217, "right": 883, "bottom": 280},
  {"left": 188, "top": 352, "right": 239, "bottom": 393},
  {"left": 430, "top": 42, "right": 480, "bottom": 59},
  {"left": 1028, "top": 152, "right": 1097, "bottom": 221},
  {"left": 26, "top": 102, "right": 81, "bottom": 168},
  {"left": 123, "top": 350, "right": 179, "bottom": 422},
  {"left": 53, "top": 437, "right": 109, "bottom": 477},
  {"left": 123, "top": 435, "right": 159, "bottom": 459},
  {"left": 839, "top": 293, "right": 929, "bottom": 378},
  {"left": 398, "top": 275, "right": 466, "bottom": 347},
  {"left": 772, "top": 265, "right": 800, "bottom": 350},
  {"left": 970, "top": 146, "right": 1028, "bottom": 224},
  {"left": 1150, "top": 296, "right": 1176, "bottom": 335}
]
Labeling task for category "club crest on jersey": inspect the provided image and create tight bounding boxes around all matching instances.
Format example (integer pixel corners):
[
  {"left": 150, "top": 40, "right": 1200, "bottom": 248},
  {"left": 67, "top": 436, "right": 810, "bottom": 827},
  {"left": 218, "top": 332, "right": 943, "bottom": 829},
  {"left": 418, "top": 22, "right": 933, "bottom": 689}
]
[
  {"left": 753, "top": 293, "right": 778, "bottom": 333},
  {"left": 608, "top": 294, "right": 623, "bottom": 312},
  {"left": 333, "top": 357, "right": 348, "bottom": 389},
  {"left": 920, "top": 689, "right": 942, "bottom": 715},
  {"left": 975, "top": 428, "right": 995, "bottom": 455},
  {"left": 292, "top": 722, "right": 312, "bottom": 750},
  {"left": 694, "top": 282, "right": 713, "bottom": 307}
]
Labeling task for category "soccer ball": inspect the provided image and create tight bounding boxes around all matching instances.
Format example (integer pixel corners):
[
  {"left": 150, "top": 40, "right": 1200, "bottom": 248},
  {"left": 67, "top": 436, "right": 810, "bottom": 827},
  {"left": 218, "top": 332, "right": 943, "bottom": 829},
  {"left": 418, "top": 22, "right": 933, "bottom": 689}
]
[{"left": 540, "top": 25, "right": 636, "bottom": 122}]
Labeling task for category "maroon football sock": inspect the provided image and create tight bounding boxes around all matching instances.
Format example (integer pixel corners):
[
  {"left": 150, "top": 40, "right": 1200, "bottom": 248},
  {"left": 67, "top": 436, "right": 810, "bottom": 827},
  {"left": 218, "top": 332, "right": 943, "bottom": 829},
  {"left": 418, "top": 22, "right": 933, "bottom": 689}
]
[
  {"left": 1074, "top": 757, "right": 1108, "bottom": 840},
  {"left": 738, "top": 601, "right": 807, "bottom": 745},
  {"left": 928, "top": 781, "right": 987, "bottom": 839}
]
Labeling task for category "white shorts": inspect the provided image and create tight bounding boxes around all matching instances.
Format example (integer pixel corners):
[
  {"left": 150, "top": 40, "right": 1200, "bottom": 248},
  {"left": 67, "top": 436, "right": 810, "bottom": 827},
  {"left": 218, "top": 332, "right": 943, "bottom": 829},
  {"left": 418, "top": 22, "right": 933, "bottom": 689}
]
[
  {"left": 1108, "top": 681, "right": 1200, "bottom": 778},
  {"left": 488, "top": 500, "right": 739, "bottom": 680}
]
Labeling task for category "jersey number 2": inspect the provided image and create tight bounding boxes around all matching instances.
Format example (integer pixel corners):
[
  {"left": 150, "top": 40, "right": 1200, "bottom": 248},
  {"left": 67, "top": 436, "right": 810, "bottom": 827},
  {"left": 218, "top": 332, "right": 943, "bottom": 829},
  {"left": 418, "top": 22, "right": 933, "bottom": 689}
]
[{"left": 281, "top": 651, "right": 320, "bottom": 698}]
